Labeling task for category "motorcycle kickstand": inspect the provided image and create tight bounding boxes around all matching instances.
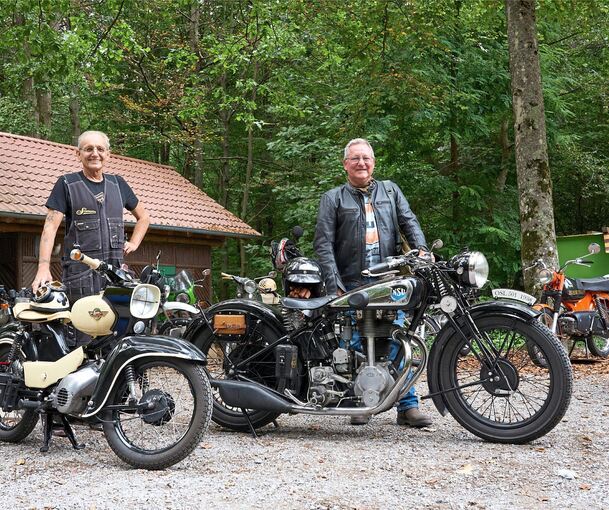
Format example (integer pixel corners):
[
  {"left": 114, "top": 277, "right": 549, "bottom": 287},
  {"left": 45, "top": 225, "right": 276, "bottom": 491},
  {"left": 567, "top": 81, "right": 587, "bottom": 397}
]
[
  {"left": 240, "top": 408, "right": 258, "bottom": 439},
  {"left": 59, "top": 414, "right": 86, "bottom": 450}
]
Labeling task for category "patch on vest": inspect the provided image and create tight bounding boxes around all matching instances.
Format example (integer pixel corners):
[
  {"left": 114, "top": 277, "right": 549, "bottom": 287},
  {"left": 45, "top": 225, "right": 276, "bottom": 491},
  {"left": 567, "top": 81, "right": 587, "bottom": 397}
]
[{"left": 76, "top": 207, "right": 97, "bottom": 216}]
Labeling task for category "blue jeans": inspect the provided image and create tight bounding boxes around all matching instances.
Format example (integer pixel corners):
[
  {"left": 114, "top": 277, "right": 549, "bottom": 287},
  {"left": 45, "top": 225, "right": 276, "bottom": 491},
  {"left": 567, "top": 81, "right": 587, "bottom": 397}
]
[{"left": 345, "top": 284, "right": 418, "bottom": 411}]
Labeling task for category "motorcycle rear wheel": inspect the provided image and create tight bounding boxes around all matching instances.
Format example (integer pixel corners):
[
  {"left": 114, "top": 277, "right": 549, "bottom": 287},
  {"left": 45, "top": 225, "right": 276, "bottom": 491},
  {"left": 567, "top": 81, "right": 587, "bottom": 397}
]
[
  {"left": 438, "top": 314, "right": 572, "bottom": 444},
  {"left": 103, "top": 360, "right": 212, "bottom": 470},
  {"left": 0, "top": 342, "right": 39, "bottom": 443},
  {"left": 194, "top": 313, "right": 284, "bottom": 432},
  {"left": 587, "top": 334, "right": 609, "bottom": 357}
]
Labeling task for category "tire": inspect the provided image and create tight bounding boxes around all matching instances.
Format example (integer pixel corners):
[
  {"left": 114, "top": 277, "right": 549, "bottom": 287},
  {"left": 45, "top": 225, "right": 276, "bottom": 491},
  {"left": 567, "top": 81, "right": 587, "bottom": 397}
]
[
  {"left": 103, "top": 360, "right": 212, "bottom": 470},
  {"left": 0, "top": 342, "right": 39, "bottom": 443},
  {"left": 193, "top": 311, "right": 284, "bottom": 432},
  {"left": 587, "top": 333, "right": 609, "bottom": 357},
  {"left": 438, "top": 314, "right": 572, "bottom": 444}
]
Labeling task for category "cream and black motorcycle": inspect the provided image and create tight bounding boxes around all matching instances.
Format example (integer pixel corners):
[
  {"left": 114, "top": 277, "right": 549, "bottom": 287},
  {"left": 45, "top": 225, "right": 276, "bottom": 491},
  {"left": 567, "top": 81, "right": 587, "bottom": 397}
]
[
  {"left": 0, "top": 249, "right": 212, "bottom": 470},
  {"left": 185, "top": 242, "right": 573, "bottom": 444}
]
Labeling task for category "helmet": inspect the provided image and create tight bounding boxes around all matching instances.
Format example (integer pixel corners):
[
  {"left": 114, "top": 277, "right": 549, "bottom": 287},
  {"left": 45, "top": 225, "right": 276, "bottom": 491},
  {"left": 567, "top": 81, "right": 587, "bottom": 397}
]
[
  {"left": 271, "top": 238, "right": 302, "bottom": 271},
  {"left": 31, "top": 281, "right": 69, "bottom": 313},
  {"left": 258, "top": 277, "right": 277, "bottom": 294},
  {"left": 283, "top": 257, "right": 326, "bottom": 298}
]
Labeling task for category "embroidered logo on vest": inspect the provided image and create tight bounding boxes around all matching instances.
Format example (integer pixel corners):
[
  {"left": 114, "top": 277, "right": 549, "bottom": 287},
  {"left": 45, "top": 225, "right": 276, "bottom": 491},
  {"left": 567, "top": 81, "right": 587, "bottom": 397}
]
[{"left": 76, "top": 208, "right": 97, "bottom": 216}]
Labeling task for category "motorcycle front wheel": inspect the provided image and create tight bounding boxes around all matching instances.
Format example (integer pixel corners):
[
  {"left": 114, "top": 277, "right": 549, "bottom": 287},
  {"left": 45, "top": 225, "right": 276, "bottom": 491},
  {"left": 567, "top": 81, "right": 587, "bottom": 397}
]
[
  {"left": 0, "top": 342, "right": 39, "bottom": 443},
  {"left": 438, "top": 314, "right": 572, "bottom": 444},
  {"left": 103, "top": 360, "right": 212, "bottom": 470}
]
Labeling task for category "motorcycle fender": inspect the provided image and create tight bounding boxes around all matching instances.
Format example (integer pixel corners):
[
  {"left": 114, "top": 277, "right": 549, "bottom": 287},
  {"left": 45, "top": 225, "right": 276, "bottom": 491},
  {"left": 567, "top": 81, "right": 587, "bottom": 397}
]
[
  {"left": 162, "top": 301, "right": 199, "bottom": 315},
  {"left": 426, "top": 300, "right": 541, "bottom": 416},
  {"left": 184, "top": 298, "right": 286, "bottom": 347},
  {"left": 82, "top": 335, "right": 206, "bottom": 417}
]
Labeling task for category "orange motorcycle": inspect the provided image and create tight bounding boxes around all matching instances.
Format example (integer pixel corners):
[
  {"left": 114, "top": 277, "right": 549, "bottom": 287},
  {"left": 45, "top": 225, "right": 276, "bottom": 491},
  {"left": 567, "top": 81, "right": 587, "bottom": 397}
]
[{"left": 529, "top": 242, "right": 609, "bottom": 359}]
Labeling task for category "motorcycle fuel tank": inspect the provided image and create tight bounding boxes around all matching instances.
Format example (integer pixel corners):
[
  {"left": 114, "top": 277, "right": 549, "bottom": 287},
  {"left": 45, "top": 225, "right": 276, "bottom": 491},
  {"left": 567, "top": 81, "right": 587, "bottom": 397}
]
[
  {"left": 70, "top": 295, "right": 117, "bottom": 337},
  {"left": 329, "top": 276, "right": 424, "bottom": 310}
]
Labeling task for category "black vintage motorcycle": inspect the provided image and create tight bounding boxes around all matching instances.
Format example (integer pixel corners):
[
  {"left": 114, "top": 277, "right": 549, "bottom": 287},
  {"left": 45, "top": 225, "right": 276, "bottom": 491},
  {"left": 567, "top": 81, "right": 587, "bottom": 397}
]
[
  {"left": 183, "top": 243, "right": 572, "bottom": 444},
  {"left": 0, "top": 249, "right": 212, "bottom": 470}
]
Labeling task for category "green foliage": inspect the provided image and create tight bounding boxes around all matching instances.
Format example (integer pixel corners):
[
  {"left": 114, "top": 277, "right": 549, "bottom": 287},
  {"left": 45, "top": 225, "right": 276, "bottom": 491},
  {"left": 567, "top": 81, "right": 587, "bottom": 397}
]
[{"left": 1, "top": 0, "right": 609, "bottom": 296}]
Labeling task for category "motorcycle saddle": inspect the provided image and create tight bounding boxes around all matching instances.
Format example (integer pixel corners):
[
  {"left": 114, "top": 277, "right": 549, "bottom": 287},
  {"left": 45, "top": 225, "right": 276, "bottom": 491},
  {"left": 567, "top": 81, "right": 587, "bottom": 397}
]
[
  {"left": 572, "top": 277, "right": 609, "bottom": 292},
  {"left": 281, "top": 295, "right": 336, "bottom": 310},
  {"left": 14, "top": 302, "right": 72, "bottom": 323}
]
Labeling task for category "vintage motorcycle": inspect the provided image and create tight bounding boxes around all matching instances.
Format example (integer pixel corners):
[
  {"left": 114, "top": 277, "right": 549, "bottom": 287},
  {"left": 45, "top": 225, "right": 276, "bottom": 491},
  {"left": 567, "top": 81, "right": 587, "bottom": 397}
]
[
  {"left": 528, "top": 242, "right": 609, "bottom": 359},
  {"left": 0, "top": 249, "right": 212, "bottom": 470},
  {"left": 183, "top": 242, "right": 573, "bottom": 444},
  {"left": 221, "top": 270, "right": 280, "bottom": 305}
]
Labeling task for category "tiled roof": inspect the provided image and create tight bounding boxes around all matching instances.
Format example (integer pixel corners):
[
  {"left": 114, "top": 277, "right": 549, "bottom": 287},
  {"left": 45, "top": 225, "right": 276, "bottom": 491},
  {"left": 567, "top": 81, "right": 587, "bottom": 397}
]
[{"left": 0, "top": 132, "right": 259, "bottom": 238}]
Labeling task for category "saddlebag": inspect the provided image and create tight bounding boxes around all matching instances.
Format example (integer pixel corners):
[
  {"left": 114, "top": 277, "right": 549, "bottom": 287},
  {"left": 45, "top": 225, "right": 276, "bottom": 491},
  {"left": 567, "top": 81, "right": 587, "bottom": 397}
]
[{"left": 213, "top": 314, "right": 247, "bottom": 335}]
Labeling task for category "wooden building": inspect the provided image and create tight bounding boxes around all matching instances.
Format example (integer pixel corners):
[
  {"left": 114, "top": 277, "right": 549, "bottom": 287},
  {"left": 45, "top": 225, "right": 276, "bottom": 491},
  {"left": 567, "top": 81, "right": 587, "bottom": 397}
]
[{"left": 0, "top": 132, "right": 259, "bottom": 298}]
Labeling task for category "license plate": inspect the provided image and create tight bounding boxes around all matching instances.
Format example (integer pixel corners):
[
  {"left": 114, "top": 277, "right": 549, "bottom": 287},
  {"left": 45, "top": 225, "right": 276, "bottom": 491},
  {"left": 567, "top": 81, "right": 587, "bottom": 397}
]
[{"left": 491, "top": 288, "right": 536, "bottom": 306}]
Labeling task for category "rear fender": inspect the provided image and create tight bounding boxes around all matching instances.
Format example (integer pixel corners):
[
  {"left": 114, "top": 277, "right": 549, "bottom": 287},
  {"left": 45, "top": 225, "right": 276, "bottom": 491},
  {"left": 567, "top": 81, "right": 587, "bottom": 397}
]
[
  {"left": 82, "top": 335, "right": 206, "bottom": 417},
  {"left": 426, "top": 300, "right": 541, "bottom": 415},
  {"left": 183, "top": 298, "right": 286, "bottom": 349}
]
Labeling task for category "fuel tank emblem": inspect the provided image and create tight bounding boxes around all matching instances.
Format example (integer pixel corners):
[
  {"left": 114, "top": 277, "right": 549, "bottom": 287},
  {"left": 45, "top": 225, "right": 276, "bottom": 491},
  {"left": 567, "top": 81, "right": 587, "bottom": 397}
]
[
  {"left": 390, "top": 287, "right": 409, "bottom": 302},
  {"left": 89, "top": 308, "right": 109, "bottom": 321}
]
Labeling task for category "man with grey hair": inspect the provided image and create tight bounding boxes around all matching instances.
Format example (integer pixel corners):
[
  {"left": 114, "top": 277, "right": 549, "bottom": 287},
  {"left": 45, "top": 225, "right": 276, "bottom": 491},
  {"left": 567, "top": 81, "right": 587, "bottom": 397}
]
[
  {"left": 313, "top": 137, "right": 432, "bottom": 428},
  {"left": 32, "top": 130, "right": 150, "bottom": 308}
]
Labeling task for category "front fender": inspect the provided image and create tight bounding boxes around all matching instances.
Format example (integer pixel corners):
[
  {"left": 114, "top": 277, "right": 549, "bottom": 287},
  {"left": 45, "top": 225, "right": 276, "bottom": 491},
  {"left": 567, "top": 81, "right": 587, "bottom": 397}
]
[
  {"left": 83, "top": 335, "right": 206, "bottom": 417},
  {"left": 426, "top": 300, "right": 541, "bottom": 416}
]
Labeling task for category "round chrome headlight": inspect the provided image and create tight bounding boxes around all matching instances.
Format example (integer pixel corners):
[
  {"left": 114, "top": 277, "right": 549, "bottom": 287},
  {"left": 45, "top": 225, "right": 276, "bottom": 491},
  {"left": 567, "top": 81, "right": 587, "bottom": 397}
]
[
  {"left": 536, "top": 268, "right": 553, "bottom": 285},
  {"left": 176, "top": 292, "right": 190, "bottom": 303},
  {"left": 243, "top": 279, "right": 257, "bottom": 295},
  {"left": 450, "top": 251, "right": 489, "bottom": 288}
]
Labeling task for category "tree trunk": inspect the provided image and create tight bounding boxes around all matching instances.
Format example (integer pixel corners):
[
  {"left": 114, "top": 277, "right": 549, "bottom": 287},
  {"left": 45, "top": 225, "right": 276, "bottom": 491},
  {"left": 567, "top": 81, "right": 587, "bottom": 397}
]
[
  {"left": 496, "top": 118, "right": 511, "bottom": 192},
  {"left": 69, "top": 89, "right": 81, "bottom": 146},
  {"left": 36, "top": 89, "right": 52, "bottom": 138},
  {"left": 506, "top": 0, "right": 558, "bottom": 293}
]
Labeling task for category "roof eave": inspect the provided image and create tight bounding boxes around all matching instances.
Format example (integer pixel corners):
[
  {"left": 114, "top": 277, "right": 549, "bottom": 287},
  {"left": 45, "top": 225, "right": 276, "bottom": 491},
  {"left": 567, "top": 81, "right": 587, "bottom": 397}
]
[{"left": 0, "top": 211, "right": 260, "bottom": 240}]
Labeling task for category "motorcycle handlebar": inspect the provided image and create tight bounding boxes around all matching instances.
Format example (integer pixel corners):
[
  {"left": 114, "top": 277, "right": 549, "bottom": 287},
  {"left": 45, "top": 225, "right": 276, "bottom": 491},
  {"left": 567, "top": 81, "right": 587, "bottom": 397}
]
[{"left": 70, "top": 248, "right": 102, "bottom": 270}]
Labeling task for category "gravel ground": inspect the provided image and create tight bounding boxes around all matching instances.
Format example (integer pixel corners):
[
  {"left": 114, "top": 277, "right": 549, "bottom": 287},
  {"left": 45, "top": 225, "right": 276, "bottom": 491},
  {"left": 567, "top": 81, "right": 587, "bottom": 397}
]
[{"left": 1, "top": 368, "right": 608, "bottom": 510}]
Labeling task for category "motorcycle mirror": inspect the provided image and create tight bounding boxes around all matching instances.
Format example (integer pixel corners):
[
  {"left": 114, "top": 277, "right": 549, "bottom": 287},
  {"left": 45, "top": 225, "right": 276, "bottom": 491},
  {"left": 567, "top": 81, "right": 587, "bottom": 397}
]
[
  {"left": 267, "top": 270, "right": 277, "bottom": 278},
  {"left": 201, "top": 268, "right": 211, "bottom": 277},
  {"left": 292, "top": 226, "right": 304, "bottom": 240},
  {"left": 588, "top": 243, "right": 601, "bottom": 255},
  {"left": 431, "top": 239, "right": 443, "bottom": 251}
]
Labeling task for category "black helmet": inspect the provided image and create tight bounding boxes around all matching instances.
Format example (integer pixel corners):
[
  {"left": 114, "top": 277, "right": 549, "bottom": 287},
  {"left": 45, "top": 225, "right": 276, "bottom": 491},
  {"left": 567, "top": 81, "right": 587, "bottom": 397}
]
[
  {"left": 283, "top": 257, "right": 326, "bottom": 297},
  {"left": 271, "top": 238, "right": 302, "bottom": 271},
  {"left": 31, "top": 281, "right": 69, "bottom": 313}
]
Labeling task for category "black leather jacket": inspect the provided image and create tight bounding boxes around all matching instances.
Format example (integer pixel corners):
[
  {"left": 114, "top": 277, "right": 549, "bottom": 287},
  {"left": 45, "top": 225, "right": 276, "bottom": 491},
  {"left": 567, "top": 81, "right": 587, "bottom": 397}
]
[{"left": 313, "top": 180, "right": 427, "bottom": 294}]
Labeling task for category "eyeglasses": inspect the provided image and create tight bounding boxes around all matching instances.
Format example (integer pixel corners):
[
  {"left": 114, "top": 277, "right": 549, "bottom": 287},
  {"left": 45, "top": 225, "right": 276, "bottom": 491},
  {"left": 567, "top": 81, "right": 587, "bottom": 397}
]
[
  {"left": 80, "top": 145, "right": 107, "bottom": 154},
  {"left": 346, "top": 156, "right": 374, "bottom": 163}
]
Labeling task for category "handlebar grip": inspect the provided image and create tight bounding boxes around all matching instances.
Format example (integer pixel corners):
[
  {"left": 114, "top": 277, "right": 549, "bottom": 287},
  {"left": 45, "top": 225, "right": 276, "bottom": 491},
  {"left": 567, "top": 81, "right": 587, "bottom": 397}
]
[
  {"left": 365, "top": 261, "right": 393, "bottom": 275},
  {"left": 70, "top": 249, "right": 101, "bottom": 270},
  {"left": 580, "top": 260, "right": 594, "bottom": 265}
]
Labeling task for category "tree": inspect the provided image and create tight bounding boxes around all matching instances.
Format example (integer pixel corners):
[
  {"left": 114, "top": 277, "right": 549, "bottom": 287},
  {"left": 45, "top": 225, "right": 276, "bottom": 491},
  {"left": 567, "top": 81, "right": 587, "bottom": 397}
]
[{"left": 506, "top": 0, "right": 558, "bottom": 292}]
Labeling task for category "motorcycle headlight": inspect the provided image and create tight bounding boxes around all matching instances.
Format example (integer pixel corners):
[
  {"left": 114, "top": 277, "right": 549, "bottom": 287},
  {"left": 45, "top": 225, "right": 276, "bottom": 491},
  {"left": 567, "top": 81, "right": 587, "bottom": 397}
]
[
  {"left": 537, "top": 268, "right": 553, "bottom": 285},
  {"left": 243, "top": 279, "right": 257, "bottom": 295},
  {"left": 176, "top": 292, "right": 190, "bottom": 303},
  {"left": 130, "top": 284, "right": 161, "bottom": 319},
  {"left": 449, "top": 251, "right": 489, "bottom": 289}
]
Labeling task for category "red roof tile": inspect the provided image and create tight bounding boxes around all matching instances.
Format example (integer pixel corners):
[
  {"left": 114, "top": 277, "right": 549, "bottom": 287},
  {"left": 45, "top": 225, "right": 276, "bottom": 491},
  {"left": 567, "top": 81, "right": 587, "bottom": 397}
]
[{"left": 0, "top": 132, "right": 259, "bottom": 238}]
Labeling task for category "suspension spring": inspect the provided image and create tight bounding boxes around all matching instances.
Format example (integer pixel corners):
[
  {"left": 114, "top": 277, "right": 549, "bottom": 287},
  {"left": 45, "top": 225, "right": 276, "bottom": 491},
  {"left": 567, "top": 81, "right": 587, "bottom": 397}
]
[
  {"left": 594, "top": 296, "right": 609, "bottom": 328},
  {"left": 6, "top": 329, "right": 26, "bottom": 364},
  {"left": 125, "top": 364, "right": 139, "bottom": 401}
]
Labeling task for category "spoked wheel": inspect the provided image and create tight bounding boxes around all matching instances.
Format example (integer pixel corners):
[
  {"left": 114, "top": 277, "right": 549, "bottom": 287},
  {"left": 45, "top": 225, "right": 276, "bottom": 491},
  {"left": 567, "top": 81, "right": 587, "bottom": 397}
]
[
  {"left": 0, "top": 342, "right": 39, "bottom": 443},
  {"left": 438, "top": 314, "right": 572, "bottom": 444},
  {"left": 528, "top": 307, "right": 574, "bottom": 367},
  {"left": 587, "top": 333, "right": 609, "bottom": 357},
  {"left": 194, "top": 310, "right": 284, "bottom": 432},
  {"left": 103, "top": 360, "right": 212, "bottom": 470}
]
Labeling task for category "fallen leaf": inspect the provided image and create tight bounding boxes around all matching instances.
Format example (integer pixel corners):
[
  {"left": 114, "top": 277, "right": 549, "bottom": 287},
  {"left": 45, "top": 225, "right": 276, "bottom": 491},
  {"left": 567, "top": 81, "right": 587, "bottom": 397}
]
[
  {"left": 200, "top": 443, "right": 213, "bottom": 449},
  {"left": 580, "top": 484, "right": 591, "bottom": 491},
  {"left": 534, "top": 447, "right": 545, "bottom": 452},
  {"left": 16, "top": 458, "right": 25, "bottom": 465},
  {"left": 456, "top": 463, "right": 474, "bottom": 475}
]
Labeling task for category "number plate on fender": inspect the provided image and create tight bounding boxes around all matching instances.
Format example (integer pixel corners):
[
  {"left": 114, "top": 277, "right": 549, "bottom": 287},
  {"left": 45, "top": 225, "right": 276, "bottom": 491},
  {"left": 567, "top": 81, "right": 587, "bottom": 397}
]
[
  {"left": 213, "top": 314, "right": 246, "bottom": 335},
  {"left": 491, "top": 288, "right": 536, "bottom": 306}
]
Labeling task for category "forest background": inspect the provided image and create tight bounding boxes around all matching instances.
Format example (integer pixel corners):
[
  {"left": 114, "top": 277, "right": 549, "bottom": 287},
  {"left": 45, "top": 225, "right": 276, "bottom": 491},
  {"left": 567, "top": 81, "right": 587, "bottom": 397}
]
[{"left": 1, "top": 0, "right": 607, "bottom": 299}]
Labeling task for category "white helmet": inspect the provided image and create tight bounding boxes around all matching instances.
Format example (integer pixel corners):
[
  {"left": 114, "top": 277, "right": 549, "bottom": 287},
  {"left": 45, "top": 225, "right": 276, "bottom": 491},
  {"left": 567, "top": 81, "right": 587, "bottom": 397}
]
[{"left": 31, "top": 281, "right": 70, "bottom": 313}]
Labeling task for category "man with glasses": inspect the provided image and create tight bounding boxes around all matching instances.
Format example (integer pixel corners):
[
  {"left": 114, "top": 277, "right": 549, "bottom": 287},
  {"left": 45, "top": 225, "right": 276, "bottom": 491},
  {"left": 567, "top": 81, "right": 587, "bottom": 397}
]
[
  {"left": 32, "top": 130, "right": 150, "bottom": 308},
  {"left": 313, "top": 138, "right": 432, "bottom": 427}
]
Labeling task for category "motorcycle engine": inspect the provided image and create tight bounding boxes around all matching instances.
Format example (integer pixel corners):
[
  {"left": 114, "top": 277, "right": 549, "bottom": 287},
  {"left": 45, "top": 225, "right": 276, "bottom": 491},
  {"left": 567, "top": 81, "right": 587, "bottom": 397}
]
[
  {"left": 51, "top": 362, "right": 100, "bottom": 414},
  {"left": 353, "top": 362, "right": 394, "bottom": 407}
]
